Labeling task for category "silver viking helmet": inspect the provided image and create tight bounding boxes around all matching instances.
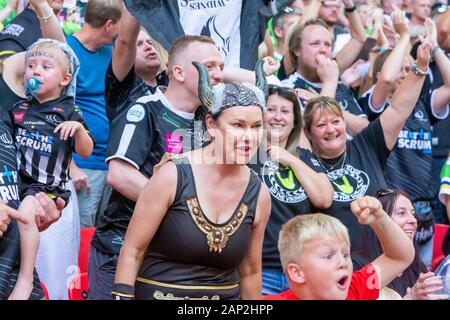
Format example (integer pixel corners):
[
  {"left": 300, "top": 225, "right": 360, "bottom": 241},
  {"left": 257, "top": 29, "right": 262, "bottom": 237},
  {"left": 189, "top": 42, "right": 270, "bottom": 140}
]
[{"left": 192, "top": 59, "right": 269, "bottom": 116}]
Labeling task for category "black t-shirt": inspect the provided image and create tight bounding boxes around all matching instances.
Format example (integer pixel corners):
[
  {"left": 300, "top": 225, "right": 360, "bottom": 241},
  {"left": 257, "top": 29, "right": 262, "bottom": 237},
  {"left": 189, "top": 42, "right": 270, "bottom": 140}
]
[
  {"left": 385, "top": 91, "right": 448, "bottom": 201},
  {"left": 411, "top": 45, "right": 450, "bottom": 157},
  {"left": 429, "top": 55, "right": 450, "bottom": 157},
  {"left": 281, "top": 71, "right": 367, "bottom": 119},
  {"left": 92, "top": 88, "right": 205, "bottom": 255},
  {"left": 11, "top": 96, "right": 91, "bottom": 189},
  {"left": 358, "top": 86, "right": 388, "bottom": 122},
  {"left": 248, "top": 147, "right": 325, "bottom": 270},
  {"left": 360, "top": 87, "right": 449, "bottom": 200},
  {"left": 306, "top": 119, "right": 391, "bottom": 251},
  {"left": 0, "top": 8, "right": 41, "bottom": 59},
  {"left": 0, "top": 113, "right": 20, "bottom": 209},
  {"left": 277, "top": 56, "right": 288, "bottom": 81},
  {"left": 0, "top": 73, "right": 22, "bottom": 113},
  {"left": 104, "top": 62, "right": 169, "bottom": 122}
]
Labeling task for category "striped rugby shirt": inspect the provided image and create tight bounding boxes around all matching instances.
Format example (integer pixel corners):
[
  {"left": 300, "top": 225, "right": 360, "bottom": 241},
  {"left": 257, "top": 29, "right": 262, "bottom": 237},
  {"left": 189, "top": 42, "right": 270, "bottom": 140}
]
[{"left": 11, "top": 96, "right": 91, "bottom": 189}]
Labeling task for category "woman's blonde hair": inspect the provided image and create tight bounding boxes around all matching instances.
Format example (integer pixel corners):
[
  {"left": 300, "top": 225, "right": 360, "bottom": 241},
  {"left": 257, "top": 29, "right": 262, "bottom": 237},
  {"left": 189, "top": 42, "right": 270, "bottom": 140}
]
[
  {"left": 303, "top": 96, "right": 343, "bottom": 133},
  {"left": 278, "top": 214, "right": 350, "bottom": 271}
]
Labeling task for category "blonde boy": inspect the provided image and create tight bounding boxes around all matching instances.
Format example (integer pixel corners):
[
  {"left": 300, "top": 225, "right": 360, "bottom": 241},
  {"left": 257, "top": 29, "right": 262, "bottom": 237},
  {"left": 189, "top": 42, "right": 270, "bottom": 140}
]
[
  {"left": 8, "top": 39, "right": 93, "bottom": 299},
  {"left": 263, "top": 196, "right": 415, "bottom": 300}
]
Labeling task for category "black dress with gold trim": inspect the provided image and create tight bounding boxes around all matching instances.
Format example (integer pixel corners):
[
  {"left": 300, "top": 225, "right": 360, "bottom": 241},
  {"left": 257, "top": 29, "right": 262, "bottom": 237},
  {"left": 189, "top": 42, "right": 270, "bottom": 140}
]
[{"left": 135, "top": 159, "right": 262, "bottom": 300}]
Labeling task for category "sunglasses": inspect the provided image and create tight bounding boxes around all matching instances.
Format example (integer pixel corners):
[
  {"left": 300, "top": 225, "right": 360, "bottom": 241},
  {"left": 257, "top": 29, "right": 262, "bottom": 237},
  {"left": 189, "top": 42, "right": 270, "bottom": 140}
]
[
  {"left": 268, "top": 84, "right": 296, "bottom": 94},
  {"left": 376, "top": 188, "right": 395, "bottom": 198},
  {"left": 280, "top": 6, "right": 294, "bottom": 14}
]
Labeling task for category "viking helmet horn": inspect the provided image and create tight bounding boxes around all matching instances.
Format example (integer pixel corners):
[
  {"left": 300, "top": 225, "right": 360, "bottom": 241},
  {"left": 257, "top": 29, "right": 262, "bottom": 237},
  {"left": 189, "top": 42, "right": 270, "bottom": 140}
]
[
  {"left": 255, "top": 59, "right": 268, "bottom": 101},
  {"left": 192, "top": 61, "right": 215, "bottom": 110}
]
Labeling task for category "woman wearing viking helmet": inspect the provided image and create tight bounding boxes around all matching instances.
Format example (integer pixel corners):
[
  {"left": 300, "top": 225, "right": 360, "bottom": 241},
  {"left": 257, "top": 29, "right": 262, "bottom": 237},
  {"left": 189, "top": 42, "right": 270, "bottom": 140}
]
[{"left": 112, "top": 60, "right": 271, "bottom": 300}]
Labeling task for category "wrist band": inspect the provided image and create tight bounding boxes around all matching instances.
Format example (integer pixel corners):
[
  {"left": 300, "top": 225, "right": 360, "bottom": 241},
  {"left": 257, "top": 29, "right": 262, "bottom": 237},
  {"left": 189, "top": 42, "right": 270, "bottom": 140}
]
[
  {"left": 411, "top": 63, "right": 428, "bottom": 77},
  {"left": 431, "top": 45, "right": 441, "bottom": 57},
  {"left": 111, "top": 283, "right": 135, "bottom": 300},
  {"left": 345, "top": 5, "right": 357, "bottom": 13},
  {"left": 36, "top": 12, "right": 53, "bottom": 21}
]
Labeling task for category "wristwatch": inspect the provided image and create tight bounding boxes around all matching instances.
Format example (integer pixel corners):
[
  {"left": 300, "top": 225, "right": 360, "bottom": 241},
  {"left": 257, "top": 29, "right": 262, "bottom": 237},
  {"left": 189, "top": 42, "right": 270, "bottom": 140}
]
[{"left": 345, "top": 5, "right": 357, "bottom": 13}]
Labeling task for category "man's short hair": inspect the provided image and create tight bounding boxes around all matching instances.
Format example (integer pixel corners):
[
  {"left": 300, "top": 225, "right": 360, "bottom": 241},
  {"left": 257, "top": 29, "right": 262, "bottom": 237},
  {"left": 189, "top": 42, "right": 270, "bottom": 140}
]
[
  {"left": 288, "top": 19, "right": 329, "bottom": 67},
  {"left": 167, "top": 35, "right": 216, "bottom": 77},
  {"left": 278, "top": 214, "right": 350, "bottom": 271},
  {"left": 84, "top": 0, "right": 122, "bottom": 28}
]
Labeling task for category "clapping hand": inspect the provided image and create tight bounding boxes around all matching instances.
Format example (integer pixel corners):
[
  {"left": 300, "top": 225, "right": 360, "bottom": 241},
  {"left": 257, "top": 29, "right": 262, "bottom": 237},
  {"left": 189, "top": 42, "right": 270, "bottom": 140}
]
[
  {"left": 416, "top": 41, "right": 432, "bottom": 70},
  {"left": 419, "top": 18, "right": 438, "bottom": 47},
  {"left": 392, "top": 10, "right": 410, "bottom": 38}
]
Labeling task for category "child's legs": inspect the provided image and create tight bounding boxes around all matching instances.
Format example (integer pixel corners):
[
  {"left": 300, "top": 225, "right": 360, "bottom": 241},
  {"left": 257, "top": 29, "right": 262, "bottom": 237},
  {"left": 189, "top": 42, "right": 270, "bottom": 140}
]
[{"left": 17, "top": 195, "right": 40, "bottom": 282}]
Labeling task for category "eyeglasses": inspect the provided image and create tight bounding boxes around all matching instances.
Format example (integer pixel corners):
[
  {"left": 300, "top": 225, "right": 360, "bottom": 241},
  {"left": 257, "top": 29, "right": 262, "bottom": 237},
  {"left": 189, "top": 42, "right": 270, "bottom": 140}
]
[{"left": 376, "top": 188, "right": 395, "bottom": 198}]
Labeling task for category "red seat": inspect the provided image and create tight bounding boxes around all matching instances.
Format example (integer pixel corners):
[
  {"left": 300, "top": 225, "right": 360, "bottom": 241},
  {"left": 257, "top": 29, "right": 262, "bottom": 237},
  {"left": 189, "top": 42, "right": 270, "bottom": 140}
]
[
  {"left": 78, "top": 227, "right": 96, "bottom": 274},
  {"left": 40, "top": 281, "right": 49, "bottom": 300},
  {"left": 431, "top": 224, "right": 450, "bottom": 271},
  {"left": 68, "top": 272, "right": 89, "bottom": 300}
]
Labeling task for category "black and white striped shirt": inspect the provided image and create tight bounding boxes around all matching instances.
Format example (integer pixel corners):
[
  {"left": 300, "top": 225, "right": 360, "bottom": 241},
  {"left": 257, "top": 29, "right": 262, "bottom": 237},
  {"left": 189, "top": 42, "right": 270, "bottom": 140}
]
[
  {"left": 0, "top": 111, "right": 43, "bottom": 300},
  {"left": 0, "top": 112, "right": 19, "bottom": 209},
  {"left": 11, "top": 96, "right": 90, "bottom": 189}
]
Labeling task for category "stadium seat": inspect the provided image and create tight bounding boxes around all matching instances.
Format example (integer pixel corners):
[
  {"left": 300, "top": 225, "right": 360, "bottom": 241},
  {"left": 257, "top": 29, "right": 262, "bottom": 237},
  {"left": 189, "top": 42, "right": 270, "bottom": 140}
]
[
  {"left": 78, "top": 227, "right": 96, "bottom": 274},
  {"left": 68, "top": 272, "right": 89, "bottom": 300},
  {"left": 40, "top": 281, "right": 49, "bottom": 300},
  {"left": 431, "top": 224, "right": 450, "bottom": 271}
]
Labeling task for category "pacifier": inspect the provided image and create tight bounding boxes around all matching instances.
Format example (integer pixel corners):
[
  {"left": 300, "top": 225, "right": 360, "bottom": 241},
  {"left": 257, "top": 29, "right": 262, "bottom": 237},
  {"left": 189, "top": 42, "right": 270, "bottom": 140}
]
[{"left": 26, "top": 77, "right": 43, "bottom": 100}]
